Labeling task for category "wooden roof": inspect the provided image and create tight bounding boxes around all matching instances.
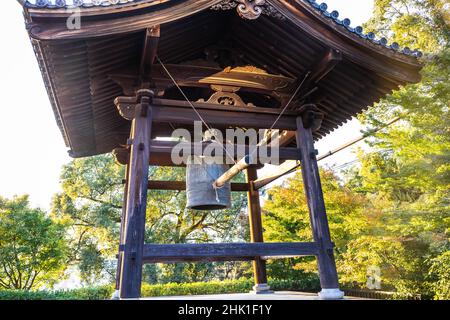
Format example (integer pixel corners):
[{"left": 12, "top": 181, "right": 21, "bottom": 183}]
[{"left": 20, "top": 0, "right": 423, "bottom": 157}]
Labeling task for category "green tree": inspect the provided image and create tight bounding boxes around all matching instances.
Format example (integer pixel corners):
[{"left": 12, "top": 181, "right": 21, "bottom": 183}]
[
  {"left": 262, "top": 170, "right": 370, "bottom": 279},
  {"left": 0, "top": 196, "right": 68, "bottom": 290},
  {"left": 344, "top": 0, "right": 450, "bottom": 298},
  {"left": 428, "top": 251, "right": 450, "bottom": 299},
  {"left": 51, "top": 154, "right": 249, "bottom": 284}
]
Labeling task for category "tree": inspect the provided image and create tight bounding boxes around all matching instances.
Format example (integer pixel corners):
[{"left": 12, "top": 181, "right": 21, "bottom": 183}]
[
  {"left": 0, "top": 196, "right": 68, "bottom": 290},
  {"left": 428, "top": 251, "right": 450, "bottom": 300},
  {"left": 51, "top": 154, "right": 250, "bottom": 284},
  {"left": 344, "top": 0, "right": 450, "bottom": 298},
  {"left": 262, "top": 169, "right": 370, "bottom": 280}
]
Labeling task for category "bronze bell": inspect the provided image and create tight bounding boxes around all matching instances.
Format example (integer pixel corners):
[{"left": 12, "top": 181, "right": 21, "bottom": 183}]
[{"left": 186, "top": 156, "right": 231, "bottom": 210}]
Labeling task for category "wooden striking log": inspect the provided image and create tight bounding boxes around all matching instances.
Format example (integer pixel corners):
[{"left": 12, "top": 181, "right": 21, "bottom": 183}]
[
  {"left": 253, "top": 116, "right": 403, "bottom": 190},
  {"left": 119, "top": 92, "right": 153, "bottom": 299},
  {"left": 142, "top": 242, "right": 319, "bottom": 263},
  {"left": 147, "top": 180, "right": 249, "bottom": 192},
  {"left": 246, "top": 166, "right": 268, "bottom": 287},
  {"left": 211, "top": 129, "right": 300, "bottom": 189},
  {"left": 296, "top": 116, "right": 340, "bottom": 290},
  {"left": 213, "top": 155, "right": 252, "bottom": 189},
  {"left": 253, "top": 160, "right": 299, "bottom": 190}
]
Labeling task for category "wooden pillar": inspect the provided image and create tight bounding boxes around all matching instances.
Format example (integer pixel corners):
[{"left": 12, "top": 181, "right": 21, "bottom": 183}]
[
  {"left": 246, "top": 166, "right": 271, "bottom": 293},
  {"left": 113, "top": 162, "right": 130, "bottom": 299},
  {"left": 119, "top": 92, "right": 153, "bottom": 298},
  {"left": 295, "top": 116, "right": 343, "bottom": 298}
]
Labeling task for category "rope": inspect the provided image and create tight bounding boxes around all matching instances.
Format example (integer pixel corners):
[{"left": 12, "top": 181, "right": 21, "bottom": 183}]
[
  {"left": 266, "top": 72, "right": 310, "bottom": 133},
  {"left": 157, "top": 56, "right": 237, "bottom": 166}
]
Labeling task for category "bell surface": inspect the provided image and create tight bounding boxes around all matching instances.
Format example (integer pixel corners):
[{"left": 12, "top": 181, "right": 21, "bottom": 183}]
[{"left": 186, "top": 156, "right": 231, "bottom": 210}]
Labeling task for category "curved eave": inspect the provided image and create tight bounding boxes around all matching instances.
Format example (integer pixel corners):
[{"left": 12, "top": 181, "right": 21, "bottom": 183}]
[
  {"left": 270, "top": 0, "right": 422, "bottom": 82},
  {"left": 24, "top": 0, "right": 422, "bottom": 81},
  {"left": 288, "top": 0, "right": 422, "bottom": 65},
  {"left": 25, "top": 0, "right": 223, "bottom": 38}
]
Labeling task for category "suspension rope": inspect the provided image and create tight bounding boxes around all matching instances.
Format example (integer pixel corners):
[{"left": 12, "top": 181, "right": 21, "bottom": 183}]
[
  {"left": 157, "top": 56, "right": 237, "bottom": 166},
  {"left": 266, "top": 71, "right": 310, "bottom": 134}
]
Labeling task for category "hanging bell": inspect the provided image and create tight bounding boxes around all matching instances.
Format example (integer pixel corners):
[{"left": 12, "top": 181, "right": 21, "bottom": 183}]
[{"left": 186, "top": 155, "right": 231, "bottom": 210}]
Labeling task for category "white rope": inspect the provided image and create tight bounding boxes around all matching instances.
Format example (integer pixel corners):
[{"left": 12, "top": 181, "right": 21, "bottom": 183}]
[
  {"left": 266, "top": 71, "right": 310, "bottom": 133},
  {"left": 157, "top": 56, "right": 237, "bottom": 166}
]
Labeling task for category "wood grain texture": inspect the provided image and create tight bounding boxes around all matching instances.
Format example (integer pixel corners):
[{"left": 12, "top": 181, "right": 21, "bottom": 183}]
[
  {"left": 142, "top": 242, "right": 319, "bottom": 263},
  {"left": 114, "top": 161, "right": 130, "bottom": 292},
  {"left": 119, "top": 97, "right": 153, "bottom": 299},
  {"left": 296, "top": 116, "right": 340, "bottom": 289},
  {"left": 112, "top": 142, "right": 301, "bottom": 167},
  {"left": 116, "top": 97, "right": 298, "bottom": 130},
  {"left": 27, "top": 0, "right": 224, "bottom": 40},
  {"left": 246, "top": 166, "right": 268, "bottom": 285}
]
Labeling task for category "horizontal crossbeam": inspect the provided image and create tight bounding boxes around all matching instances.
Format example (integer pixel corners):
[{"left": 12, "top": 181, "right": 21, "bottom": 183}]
[
  {"left": 116, "top": 97, "right": 299, "bottom": 130},
  {"left": 113, "top": 141, "right": 301, "bottom": 166},
  {"left": 142, "top": 242, "right": 319, "bottom": 263}
]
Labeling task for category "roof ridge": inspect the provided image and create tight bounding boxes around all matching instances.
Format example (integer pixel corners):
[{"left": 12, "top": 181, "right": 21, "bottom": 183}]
[
  {"left": 304, "top": 0, "right": 422, "bottom": 58},
  {"left": 24, "top": 0, "right": 141, "bottom": 8}
]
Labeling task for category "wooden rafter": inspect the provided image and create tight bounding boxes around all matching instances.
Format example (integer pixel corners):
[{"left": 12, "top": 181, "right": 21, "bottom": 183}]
[
  {"left": 139, "top": 26, "right": 160, "bottom": 86},
  {"left": 293, "top": 48, "right": 342, "bottom": 106}
]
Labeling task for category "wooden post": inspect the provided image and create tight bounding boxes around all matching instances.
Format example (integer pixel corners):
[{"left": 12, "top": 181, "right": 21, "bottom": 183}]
[
  {"left": 295, "top": 116, "right": 343, "bottom": 299},
  {"left": 112, "top": 161, "right": 130, "bottom": 299},
  {"left": 246, "top": 166, "right": 271, "bottom": 293},
  {"left": 119, "top": 92, "right": 153, "bottom": 299}
]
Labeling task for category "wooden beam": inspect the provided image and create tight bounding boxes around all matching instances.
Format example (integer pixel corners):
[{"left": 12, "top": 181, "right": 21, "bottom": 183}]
[
  {"left": 253, "top": 160, "right": 299, "bottom": 190},
  {"left": 118, "top": 91, "right": 153, "bottom": 299},
  {"left": 115, "top": 98, "right": 299, "bottom": 130},
  {"left": 293, "top": 49, "right": 342, "bottom": 105},
  {"left": 139, "top": 26, "right": 160, "bottom": 84},
  {"left": 142, "top": 242, "right": 319, "bottom": 263},
  {"left": 114, "top": 160, "right": 130, "bottom": 296},
  {"left": 113, "top": 143, "right": 301, "bottom": 167},
  {"left": 246, "top": 167, "right": 268, "bottom": 286},
  {"left": 296, "top": 116, "right": 340, "bottom": 290},
  {"left": 111, "top": 64, "right": 295, "bottom": 97},
  {"left": 310, "top": 49, "right": 342, "bottom": 85},
  {"left": 147, "top": 180, "right": 249, "bottom": 192}
]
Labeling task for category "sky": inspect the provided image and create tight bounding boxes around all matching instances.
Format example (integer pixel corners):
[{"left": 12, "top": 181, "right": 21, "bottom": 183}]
[{"left": 0, "top": 0, "right": 375, "bottom": 210}]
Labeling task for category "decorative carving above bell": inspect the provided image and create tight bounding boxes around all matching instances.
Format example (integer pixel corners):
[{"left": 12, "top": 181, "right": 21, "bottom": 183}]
[{"left": 198, "top": 84, "right": 248, "bottom": 107}]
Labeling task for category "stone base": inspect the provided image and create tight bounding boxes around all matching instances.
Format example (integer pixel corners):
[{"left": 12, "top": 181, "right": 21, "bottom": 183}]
[
  {"left": 250, "top": 284, "right": 274, "bottom": 294},
  {"left": 111, "top": 289, "right": 120, "bottom": 300},
  {"left": 318, "top": 288, "right": 345, "bottom": 300}
]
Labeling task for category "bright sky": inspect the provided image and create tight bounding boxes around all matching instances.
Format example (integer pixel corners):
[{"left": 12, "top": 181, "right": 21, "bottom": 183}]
[{"left": 1, "top": 0, "right": 374, "bottom": 210}]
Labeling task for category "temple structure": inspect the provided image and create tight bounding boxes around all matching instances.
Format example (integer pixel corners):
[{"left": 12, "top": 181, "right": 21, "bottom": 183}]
[{"left": 20, "top": 0, "right": 422, "bottom": 299}]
